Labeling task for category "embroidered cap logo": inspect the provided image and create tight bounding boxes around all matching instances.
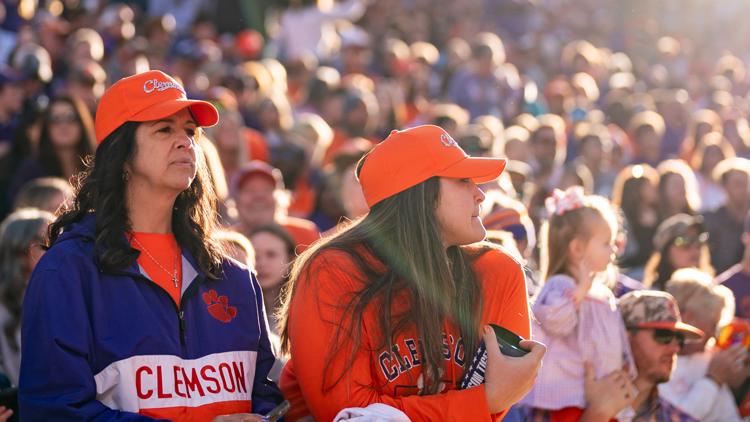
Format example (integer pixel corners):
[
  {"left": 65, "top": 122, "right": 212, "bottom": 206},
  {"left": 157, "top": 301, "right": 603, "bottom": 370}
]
[
  {"left": 143, "top": 79, "right": 186, "bottom": 94},
  {"left": 440, "top": 133, "right": 458, "bottom": 147}
]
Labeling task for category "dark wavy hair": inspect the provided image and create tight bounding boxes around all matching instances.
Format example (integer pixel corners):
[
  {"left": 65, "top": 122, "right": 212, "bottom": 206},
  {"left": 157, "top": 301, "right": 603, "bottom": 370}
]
[
  {"left": 279, "top": 155, "right": 487, "bottom": 395},
  {"left": 0, "top": 208, "right": 55, "bottom": 351},
  {"left": 37, "top": 95, "right": 96, "bottom": 178},
  {"left": 46, "top": 121, "right": 225, "bottom": 279}
]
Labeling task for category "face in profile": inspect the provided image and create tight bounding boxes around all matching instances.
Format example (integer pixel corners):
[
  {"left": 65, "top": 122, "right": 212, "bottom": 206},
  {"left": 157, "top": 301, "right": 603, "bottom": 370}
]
[{"left": 435, "top": 178, "right": 486, "bottom": 247}]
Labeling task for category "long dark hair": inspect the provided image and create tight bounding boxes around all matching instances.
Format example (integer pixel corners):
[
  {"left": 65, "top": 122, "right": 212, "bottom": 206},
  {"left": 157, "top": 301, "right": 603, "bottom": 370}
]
[
  {"left": 278, "top": 161, "right": 485, "bottom": 395},
  {"left": 37, "top": 95, "right": 96, "bottom": 178},
  {"left": 643, "top": 239, "right": 714, "bottom": 291},
  {"left": 0, "top": 208, "right": 54, "bottom": 351},
  {"left": 46, "top": 122, "right": 225, "bottom": 279},
  {"left": 612, "top": 165, "right": 658, "bottom": 220}
]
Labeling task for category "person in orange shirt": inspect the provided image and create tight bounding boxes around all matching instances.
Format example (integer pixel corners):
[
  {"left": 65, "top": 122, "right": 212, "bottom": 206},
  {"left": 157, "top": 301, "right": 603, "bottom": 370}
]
[
  {"left": 277, "top": 124, "right": 546, "bottom": 421},
  {"left": 231, "top": 160, "right": 321, "bottom": 253}
]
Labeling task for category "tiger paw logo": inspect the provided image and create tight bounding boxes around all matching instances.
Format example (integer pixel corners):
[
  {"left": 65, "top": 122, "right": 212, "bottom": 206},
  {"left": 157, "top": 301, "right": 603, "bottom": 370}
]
[{"left": 202, "top": 289, "right": 237, "bottom": 323}]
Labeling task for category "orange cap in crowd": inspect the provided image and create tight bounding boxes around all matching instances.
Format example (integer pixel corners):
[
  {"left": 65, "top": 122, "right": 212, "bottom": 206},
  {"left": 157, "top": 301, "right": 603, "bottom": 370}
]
[
  {"left": 231, "top": 160, "right": 285, "bottom": 197},
  {"left": 94, "top": 70, "right": 219, "bottom": 143},
  {"left": 358, "top": 125, "right": 506, "bottom": 207}
]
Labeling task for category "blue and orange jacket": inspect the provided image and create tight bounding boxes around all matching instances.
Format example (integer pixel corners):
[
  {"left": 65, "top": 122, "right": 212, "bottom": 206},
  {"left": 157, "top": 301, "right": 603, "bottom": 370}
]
[{"left": 19, "top": 214, "right": 283, "bottom": 421}]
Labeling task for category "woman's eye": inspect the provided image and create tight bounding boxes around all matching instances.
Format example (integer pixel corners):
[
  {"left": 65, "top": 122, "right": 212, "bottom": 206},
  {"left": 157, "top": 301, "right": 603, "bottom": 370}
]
[
  {"left": 186, "top": 128, "right": 196, "bottom": 137},
  {"left": 158, "top": 126, "right": 172, "bottom": 134}
]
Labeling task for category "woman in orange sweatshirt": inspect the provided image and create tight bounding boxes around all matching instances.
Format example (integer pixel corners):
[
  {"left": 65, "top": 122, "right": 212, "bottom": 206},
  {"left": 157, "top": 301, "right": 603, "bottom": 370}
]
[{"left": 277, "top": 124, "right": 546, "bottom": 421}]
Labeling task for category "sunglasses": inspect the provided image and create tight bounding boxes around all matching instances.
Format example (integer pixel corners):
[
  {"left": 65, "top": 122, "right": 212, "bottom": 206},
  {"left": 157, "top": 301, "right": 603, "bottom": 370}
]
[
  {"left": 50, "top": 113, "right": 77, "bottom": 125},
  {"left": 672, "top": 232, "right": 708, "bottom": 248},
  {"left": 651, "top": 329, "right": 686, "bottom": 347}
]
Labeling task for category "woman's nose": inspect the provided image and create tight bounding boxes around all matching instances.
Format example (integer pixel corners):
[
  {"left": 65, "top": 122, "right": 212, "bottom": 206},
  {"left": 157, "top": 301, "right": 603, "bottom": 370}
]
[
  {"left": 475, "top": 184, "right": 486, "bottom": 203},
  {"left": 176, "top": 134, "right": 194, "bottom": 149}
]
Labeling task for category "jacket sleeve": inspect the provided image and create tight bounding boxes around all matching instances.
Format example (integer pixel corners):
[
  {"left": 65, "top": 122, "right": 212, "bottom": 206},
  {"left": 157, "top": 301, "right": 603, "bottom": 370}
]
[
  {"left": 287, "top": 254, "right": 496, "bottom": 422},
  {"left": 248, "top": 270, "right": 285, "bottom": 415},
  {"left": 19, "top": 263, "right": 164, "bottom": 421}
]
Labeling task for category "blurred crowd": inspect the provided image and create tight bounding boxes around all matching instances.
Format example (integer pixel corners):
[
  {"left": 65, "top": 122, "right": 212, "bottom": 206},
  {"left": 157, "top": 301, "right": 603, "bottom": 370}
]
[{"left": 4, "top": 0, "right": 750, "bottom": 420}]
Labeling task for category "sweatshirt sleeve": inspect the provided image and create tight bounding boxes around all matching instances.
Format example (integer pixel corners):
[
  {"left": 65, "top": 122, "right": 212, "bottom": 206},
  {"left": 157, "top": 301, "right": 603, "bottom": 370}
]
[
  {"left": 658, "top": 359, "right": 725, "bottom": 422},
  {"left": 531, "top": 275, "right": 579, "bottom": 337},
  {"left": 19, "top": 262, "right": 164, "bottom": 421},
  {"left": 319, "top": 0, "right": 368, "bottom": 21},
  {"left": 473, "top": 249, "right": 531, "bottom": 339},
  {"left": 248, "top": 270, "right": 285, "bottom": 415},
  {"left": 660, "top": 378, "right": 723, "bottom": 420},
  {"left": 287, "top": 252, "right": 497, "bottom": 422}
]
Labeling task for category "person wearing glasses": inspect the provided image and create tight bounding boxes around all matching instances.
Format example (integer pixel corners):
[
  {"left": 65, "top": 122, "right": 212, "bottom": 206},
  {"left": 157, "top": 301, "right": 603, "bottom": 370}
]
[
  {"left": 660, "top": 269, "right": 745, "bottom": 422},
  {"left": 8, "top": 95, "right": 96, "bottom": 204},
  {"left": 642, "top": 214, "right": 714, "bottom": 291},
  {"left": 618, "top": 290, "right": 706, "bottom": 421}
]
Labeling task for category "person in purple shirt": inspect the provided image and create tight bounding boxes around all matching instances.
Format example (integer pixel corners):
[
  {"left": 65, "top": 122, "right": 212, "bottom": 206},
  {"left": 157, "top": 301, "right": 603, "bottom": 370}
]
[
  {"left": 716, "top": 210, "right": 750, "bottom": 318},
  {"left": 448, "top": 32, "right": 518, "bottom": 119}
]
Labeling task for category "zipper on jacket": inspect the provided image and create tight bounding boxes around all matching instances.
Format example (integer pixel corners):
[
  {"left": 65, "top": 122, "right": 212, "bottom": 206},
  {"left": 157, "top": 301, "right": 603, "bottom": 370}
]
[
  {"left": 112, "top": 269, "right": 205, "bottom": 351},
  {"left": 176, "top": 275, "right": 205, "bottom": 349},
  {"left": 178, "top": 310, "right": 186, "bottom": 346}
]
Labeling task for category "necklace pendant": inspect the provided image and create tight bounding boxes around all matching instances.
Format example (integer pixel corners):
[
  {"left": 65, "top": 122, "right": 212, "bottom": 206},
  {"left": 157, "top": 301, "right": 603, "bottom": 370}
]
[{"left": 173, "top": 274, "right": 178, "bottom": 288}]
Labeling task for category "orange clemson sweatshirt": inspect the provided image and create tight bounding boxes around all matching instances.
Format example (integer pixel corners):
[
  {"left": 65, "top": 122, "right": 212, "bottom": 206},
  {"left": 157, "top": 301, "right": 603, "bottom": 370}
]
[{"left": 280, "top": 245, "right": 530, "bottom": 422}]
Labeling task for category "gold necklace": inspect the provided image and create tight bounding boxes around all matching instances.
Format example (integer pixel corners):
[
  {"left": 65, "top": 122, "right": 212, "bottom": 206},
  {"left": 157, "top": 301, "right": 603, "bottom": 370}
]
[{"left": 131, "top": 236, "right": 179, "bottom": 288}]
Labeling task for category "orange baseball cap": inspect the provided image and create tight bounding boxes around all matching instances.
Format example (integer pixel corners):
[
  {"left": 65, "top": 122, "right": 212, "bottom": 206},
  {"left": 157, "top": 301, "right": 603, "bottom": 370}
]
[
  {"left": 358, "top": 125, "right": 506, "bottom": 207},
  {"left": 94, "top": 70, "right": 219, "bottom": 143}
]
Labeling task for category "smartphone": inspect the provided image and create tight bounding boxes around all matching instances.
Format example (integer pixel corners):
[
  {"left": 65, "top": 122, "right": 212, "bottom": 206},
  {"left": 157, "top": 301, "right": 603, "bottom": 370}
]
[{"left": 262, "top": 400, "right": 290, "bottom": 422}]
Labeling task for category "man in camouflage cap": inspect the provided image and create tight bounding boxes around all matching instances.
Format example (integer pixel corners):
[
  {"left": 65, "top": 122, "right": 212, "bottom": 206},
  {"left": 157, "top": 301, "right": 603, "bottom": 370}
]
[{"left": 618, "top": 290, "right": 704, "bottom": 421}]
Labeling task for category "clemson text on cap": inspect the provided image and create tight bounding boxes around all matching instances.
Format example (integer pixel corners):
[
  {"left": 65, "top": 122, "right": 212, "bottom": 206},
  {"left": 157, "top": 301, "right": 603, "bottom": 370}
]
[{"left": 143, "top": 79, "right": 186, "bottom": 94}]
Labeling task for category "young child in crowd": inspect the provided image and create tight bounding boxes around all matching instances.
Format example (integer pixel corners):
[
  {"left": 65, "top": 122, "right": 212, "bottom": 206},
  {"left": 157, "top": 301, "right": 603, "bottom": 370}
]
[{"left": 521, "top": 186, "right": 636, "bottom": 421}]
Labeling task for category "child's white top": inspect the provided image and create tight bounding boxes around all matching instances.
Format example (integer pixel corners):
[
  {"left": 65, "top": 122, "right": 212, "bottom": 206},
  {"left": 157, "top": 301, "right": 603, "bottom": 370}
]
[
  {"left": 659, "top": 347, "right": 743, "bottom": 422},
  {"left": 521, "top": 274, "right": 636, "bottom": 413}
]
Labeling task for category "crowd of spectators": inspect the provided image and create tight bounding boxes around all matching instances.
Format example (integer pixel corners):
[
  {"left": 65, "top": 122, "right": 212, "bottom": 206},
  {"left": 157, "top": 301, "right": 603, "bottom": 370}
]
[{"left": 3, "top": 0, "right": 750, "bottom": 420}]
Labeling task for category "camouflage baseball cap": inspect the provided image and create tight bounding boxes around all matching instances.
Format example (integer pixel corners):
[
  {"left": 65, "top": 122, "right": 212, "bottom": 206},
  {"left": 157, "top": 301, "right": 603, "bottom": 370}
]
[{"left": 618, "top": 290, "right": 704, "bottom": 339}]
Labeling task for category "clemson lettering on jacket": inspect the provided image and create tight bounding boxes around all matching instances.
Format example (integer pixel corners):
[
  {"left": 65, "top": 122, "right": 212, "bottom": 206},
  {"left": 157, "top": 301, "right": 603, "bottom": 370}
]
[{"left": 94, "top": 351, "right": 257, "bottom": 412}]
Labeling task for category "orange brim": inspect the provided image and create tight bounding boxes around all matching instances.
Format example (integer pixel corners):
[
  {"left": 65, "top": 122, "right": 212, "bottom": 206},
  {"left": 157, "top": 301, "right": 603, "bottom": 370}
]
[
  {"left": 438, "top": 156, "right": 507, "bottom": 184},
  {"left": 130, "top": 99, "right": 219, "bottom": 127},
  {"left": 636, "top": 321, "right": 705, "bottom": 339}
]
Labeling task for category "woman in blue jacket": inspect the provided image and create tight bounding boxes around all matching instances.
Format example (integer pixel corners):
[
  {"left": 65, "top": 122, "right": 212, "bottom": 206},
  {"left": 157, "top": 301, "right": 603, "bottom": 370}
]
[{"left": 19, "top": 70, "right": 284, "bottom": 421}]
